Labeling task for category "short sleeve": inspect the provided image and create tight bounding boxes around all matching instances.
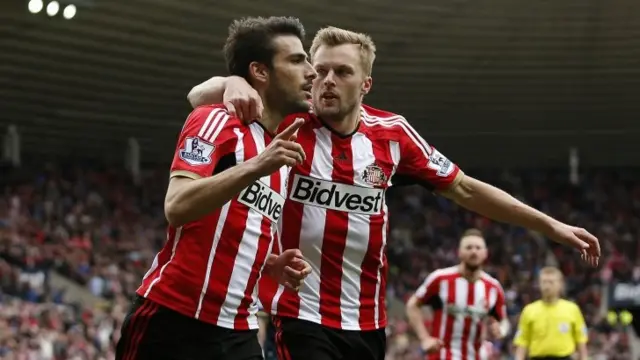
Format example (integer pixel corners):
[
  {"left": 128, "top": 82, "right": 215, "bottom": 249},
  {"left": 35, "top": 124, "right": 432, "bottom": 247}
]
[
  {"left": 170, "top": 106, "right": 237, "bottom": 179},
  {"left": 572, "top": 304, "right": 588, "bottom": 344},
  {"left": 489, "top": 283, "right": 507, "bottom": 321},
  {"left": 395, "top": 119, "right": 463, "bottom": 191},
  {"left": 414, "top": 271, "right": 440, "bottom": 304},
  {"left": 513, "top": 306, "right": 531, "bottom": 348}
]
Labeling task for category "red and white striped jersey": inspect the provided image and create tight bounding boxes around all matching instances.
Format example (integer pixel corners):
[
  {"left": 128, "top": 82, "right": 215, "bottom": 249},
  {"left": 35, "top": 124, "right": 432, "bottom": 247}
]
[
  {"left": 137, "top": 105, "right": 288, "bottom": 330},
  {"left": 259, "top": 104, "right": 464, "bottom": 331},
  {"left": 415, "top": 266, "right": 507, "bottom": 360}
]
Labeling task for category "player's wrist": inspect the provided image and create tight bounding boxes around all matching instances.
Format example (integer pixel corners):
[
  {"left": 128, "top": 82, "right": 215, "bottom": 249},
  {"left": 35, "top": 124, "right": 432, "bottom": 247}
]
[{"left": 242, "top": 157, "right": 268, "bottom": 178}]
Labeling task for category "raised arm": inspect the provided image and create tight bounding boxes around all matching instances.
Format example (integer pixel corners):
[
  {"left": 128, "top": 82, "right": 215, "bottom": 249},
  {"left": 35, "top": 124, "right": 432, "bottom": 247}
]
[{"left": 188, "top": 75, "right": 263, "bottom": 122}]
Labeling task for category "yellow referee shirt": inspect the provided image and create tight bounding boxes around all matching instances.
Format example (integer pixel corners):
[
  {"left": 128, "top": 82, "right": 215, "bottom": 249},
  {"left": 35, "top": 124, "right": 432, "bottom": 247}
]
[{"left": 513, "top": 299, "right": 588, "bottom": 357}]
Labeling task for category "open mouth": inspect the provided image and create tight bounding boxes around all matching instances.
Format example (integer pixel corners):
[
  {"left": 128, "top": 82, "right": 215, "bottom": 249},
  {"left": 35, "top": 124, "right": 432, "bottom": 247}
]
[{"left": 321, "top": 92, "right": 338, "bottom": 101}]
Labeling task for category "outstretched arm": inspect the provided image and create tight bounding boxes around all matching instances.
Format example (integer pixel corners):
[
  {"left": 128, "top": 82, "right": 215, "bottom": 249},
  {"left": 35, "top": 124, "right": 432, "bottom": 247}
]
[
  {"left": 440, "top": 175, "right": 599, "bottom": 265},
  {"left": 394, "top": 117, "right": 600, "bottom": 266}
]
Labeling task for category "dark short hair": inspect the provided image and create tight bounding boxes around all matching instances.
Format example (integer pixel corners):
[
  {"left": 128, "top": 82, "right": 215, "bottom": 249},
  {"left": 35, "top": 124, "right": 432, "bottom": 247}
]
[{"left": 223, "top": 16, "right": 306, "bottom": 80}]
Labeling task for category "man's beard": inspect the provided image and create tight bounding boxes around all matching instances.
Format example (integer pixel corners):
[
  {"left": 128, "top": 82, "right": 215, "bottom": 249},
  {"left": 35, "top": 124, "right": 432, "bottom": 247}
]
[
  {"left": 266, "top": 79, "right": 310, "bottom": 116},
  {"left": 464, "top": 262, "right": 481, "bottom": 272},
  {"left": 315, "top": 100, "right": 358, "bottom": 123}
]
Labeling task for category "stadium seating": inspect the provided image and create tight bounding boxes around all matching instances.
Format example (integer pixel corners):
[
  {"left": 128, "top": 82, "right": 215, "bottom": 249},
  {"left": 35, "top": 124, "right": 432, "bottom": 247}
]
[{"left": 0, "top": 164, "right": 636, "bottom": 359}]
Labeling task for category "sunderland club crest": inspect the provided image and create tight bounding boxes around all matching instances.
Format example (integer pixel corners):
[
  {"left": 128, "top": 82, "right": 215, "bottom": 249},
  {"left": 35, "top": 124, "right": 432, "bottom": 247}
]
[{"left": 362, "top": 163, "right": 387, "bottom": 186}]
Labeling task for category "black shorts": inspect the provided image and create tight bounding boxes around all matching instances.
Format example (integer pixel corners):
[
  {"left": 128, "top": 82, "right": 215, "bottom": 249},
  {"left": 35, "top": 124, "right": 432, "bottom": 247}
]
[
  {"left": 116, "top": 296, "right": 263, "bottom": 360},
  {"left": 272, "top": 316, "right": 385, "bottom": 360}
]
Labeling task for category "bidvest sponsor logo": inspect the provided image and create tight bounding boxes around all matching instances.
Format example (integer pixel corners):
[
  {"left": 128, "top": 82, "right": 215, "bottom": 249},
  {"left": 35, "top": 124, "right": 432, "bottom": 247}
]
[
  {"left": 237, "top": 181, "right": 285, "bottom": 222},
  {"left": 445, "top": 303, "right": 488, "bottom": 320},
  {"left": 289, "top": 174, "right": 384, "bottom": 215}
]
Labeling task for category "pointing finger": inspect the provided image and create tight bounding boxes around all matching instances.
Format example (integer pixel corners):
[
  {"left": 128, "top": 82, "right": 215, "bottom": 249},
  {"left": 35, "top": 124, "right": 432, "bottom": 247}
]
[{"left": 276, "top": 118, "right": 305, "bottom": 141}]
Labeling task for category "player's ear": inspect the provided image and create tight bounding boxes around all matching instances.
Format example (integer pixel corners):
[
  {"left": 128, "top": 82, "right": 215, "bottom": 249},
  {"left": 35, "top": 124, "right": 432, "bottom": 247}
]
[
  {"left": 361, "top": 76, "right": 372, "bottom": 95},
  {"left": 249, "top": 61, "right": 269, "bottom": 84}
]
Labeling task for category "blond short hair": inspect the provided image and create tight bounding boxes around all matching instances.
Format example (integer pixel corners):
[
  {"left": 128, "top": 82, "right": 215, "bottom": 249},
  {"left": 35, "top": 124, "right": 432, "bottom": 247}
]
[
  {"left": 310, "top": 27, "right": 376, "bottom": 76},
  {"left": 461, "top": 228, "right": 483, "bottom": 239}
]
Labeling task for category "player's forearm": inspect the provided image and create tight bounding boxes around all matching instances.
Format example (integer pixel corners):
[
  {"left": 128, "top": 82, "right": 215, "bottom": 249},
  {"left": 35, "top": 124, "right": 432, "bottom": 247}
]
[
  {"left": 514, "top": 346, "right": 527, "bottom": 360},
  {"left": 446, "top": 176, "right": 558, "bottom": 235},
  {"left": 577, "top": 343, "right": 588, "bottom": 360},
  {"left": 165, "top": 160, "right": 262, "bottom": 227},
  {"left": 406, "top": 297, "right": 431, "bottom": 342},
  {"left": 187, "top": 76, "right": 228, "bottom": 108}
]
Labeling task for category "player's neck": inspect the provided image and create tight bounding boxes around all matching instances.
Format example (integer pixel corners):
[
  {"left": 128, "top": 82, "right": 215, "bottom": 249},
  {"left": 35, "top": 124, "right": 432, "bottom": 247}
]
[
  {"left": 458, "top": 263, "right": 481, "bottom": 281},
  {"left": 324, "top": 105, "right": 361, "bottom": 136},
  {"left": 542, "top": 296, "right": 560, "bottom": 304},
  {"left": 259, "top": 107, "right": 283, "bottom": 134}
]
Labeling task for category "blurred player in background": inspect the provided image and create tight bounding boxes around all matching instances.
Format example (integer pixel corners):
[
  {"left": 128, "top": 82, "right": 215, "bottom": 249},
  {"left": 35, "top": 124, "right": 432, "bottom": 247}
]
[
  {"left": 513, "top": 267, "right": 588, "bottom": 360},
  {"left": 188, "top": 26, "right": 600, "bottom": 360},
  {"left": 115, "top": 16, "right": 314, "bottom": 360},
  {"left": 405, "top": 229, "right": 509, "bottom": 360}
]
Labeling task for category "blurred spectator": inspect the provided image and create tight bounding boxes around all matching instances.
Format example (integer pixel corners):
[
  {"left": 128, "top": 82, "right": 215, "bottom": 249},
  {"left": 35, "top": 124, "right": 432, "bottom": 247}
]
[{"left": 1, "top": 164, "right": 637, "bottom": 359}]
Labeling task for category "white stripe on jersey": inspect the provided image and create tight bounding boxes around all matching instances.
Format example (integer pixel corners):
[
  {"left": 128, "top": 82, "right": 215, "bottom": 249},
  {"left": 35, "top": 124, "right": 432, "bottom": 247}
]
[
  {"left": 203, "top": 110, "right": 229, "bottom": 142},
  {"left": 197, "top": 108, "right": 221, "bottom": 137}
]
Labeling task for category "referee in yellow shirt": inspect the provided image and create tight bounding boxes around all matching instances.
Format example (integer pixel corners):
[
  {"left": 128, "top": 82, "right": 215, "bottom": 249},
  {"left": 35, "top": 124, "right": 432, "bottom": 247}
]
[{"left": 513, "top": 266, "right": 588, "bottom": 360}]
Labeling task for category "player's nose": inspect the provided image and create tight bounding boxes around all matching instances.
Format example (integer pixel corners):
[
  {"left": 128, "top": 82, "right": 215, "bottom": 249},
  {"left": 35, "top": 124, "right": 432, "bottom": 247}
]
[{"left": 323, "top": 70, "right": 336, "bottom": 86}]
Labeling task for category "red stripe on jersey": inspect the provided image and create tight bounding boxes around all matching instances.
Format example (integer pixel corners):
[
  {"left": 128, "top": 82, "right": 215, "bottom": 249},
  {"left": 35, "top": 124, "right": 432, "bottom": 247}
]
[{"left": 276, "top": 121, "right": 318, "bottom": 317}]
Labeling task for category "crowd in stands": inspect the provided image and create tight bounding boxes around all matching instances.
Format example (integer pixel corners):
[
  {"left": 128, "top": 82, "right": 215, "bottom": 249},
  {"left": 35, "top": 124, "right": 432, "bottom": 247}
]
[{"left": 0, "top": 162, "right": 638, "bottom": 359}]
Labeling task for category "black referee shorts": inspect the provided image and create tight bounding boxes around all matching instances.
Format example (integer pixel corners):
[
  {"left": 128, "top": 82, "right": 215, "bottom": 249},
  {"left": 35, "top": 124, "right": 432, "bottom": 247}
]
[
  {"left": 272, "top": 316, "right": 385, "bottom": 360},
  {"left": 116, "top": 296, "right": 263, "bottom": 360}
]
